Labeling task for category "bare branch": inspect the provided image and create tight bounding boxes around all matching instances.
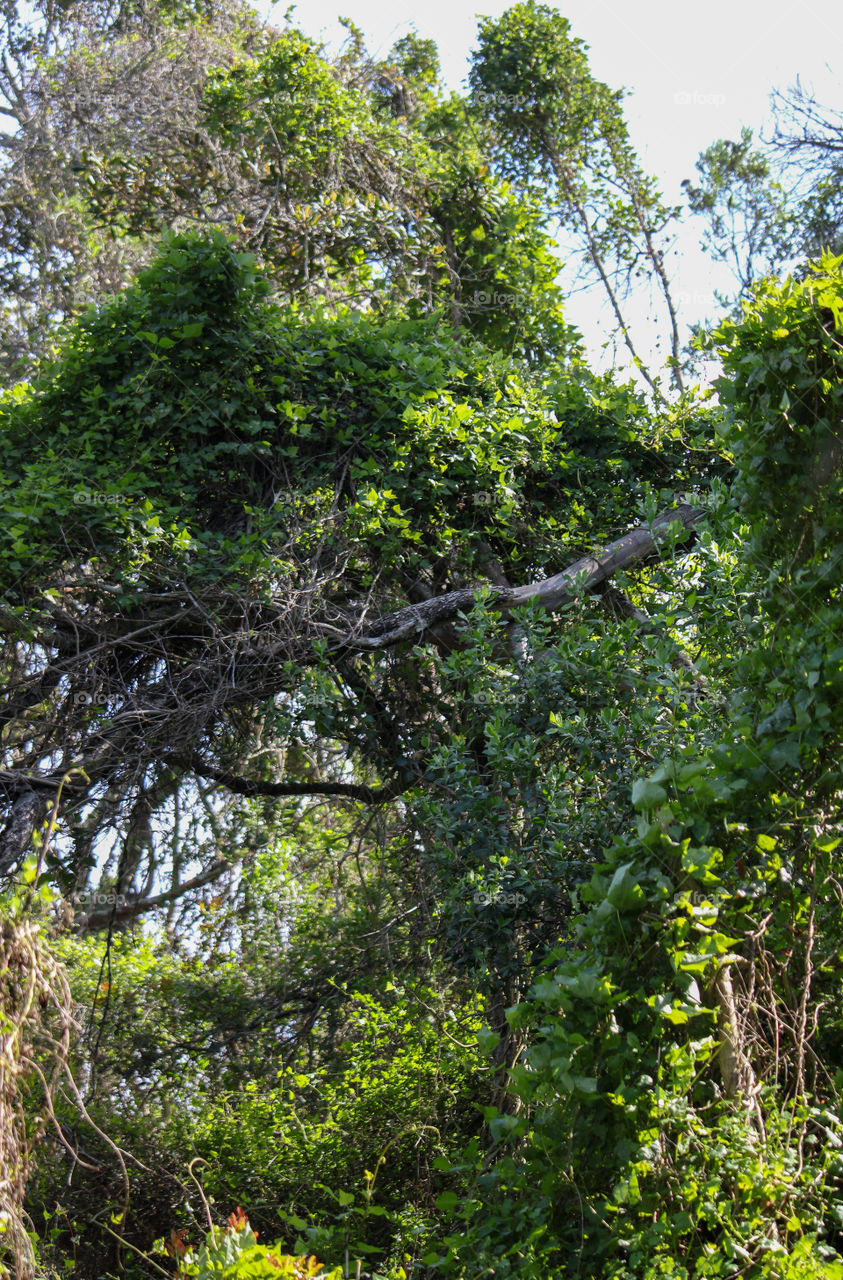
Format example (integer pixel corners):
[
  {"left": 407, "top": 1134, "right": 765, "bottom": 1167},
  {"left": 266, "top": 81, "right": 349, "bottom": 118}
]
[
  {"left": 77, "top": 858, "right": 231, "bottom": 931},
  {"left": 350, "top": 504, "right": 703, "bottom": 651},
  {"left": 169, "top": 753, "right": 408, "bottom": 805}
]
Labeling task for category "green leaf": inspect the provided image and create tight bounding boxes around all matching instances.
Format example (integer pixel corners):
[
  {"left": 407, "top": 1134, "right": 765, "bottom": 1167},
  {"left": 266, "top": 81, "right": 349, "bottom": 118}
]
[
  {"left": 476, "top": 1026, "right": 501, "bottom": 1054},
  {"left": 606, "top": 863, "right": 646, "bottom": 912},
  {"left": 631, "top": 778, "right": 668, "bottom": 809}
]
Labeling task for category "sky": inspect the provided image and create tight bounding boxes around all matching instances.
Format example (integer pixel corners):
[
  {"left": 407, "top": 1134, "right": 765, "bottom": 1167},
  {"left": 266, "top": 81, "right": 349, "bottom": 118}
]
[{"left": 267, "top": 0, "right": 842, "bottom": 381}]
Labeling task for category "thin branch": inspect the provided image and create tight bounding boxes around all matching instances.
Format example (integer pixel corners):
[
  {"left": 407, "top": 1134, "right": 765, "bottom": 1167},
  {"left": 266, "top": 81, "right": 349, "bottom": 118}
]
[
  {"left": 77, "top": 859, "right": 231, "bottom": 930},
  {"left": 169, "top": 753, "right": 409, "bottom": 805}
]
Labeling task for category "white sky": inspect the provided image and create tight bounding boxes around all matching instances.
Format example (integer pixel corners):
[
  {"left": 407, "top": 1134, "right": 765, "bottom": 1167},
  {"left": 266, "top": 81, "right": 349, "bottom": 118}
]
[{"left": 268, "top": 0, "right": 842, "bottom": 383}]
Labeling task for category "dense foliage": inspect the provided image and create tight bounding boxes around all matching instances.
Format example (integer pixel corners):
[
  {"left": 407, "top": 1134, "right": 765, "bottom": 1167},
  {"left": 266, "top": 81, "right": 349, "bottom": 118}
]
[{"left": 0, "top": 3, "right": 841, "bottom": 1279}]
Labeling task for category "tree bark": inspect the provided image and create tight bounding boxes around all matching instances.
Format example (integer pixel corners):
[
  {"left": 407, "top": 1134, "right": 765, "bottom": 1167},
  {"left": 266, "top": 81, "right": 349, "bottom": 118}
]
[
  {"left": 0, "top": 791, "right": 46, "bottom": 878},
  {"left": 351, "top": 504, "right": 702, "bottom": 651}
]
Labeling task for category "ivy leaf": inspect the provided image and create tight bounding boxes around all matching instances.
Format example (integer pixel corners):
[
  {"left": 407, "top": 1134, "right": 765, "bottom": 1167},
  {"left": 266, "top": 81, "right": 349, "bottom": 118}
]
[
  {"left": 606, "top": 863, "right": 646, "bottom": 912},
  {"left": 631, "top": 778, "right": 668, "bottom": 809}
]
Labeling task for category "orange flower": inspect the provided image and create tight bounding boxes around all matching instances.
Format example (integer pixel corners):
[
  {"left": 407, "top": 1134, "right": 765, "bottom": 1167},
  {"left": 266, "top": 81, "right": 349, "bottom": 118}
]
[
  {"left": 225, "top": 1206, "right": 258, "bottom": 1238},
  {"left": 165, "top": 1228, "right": 188, "bottom": 1258}
]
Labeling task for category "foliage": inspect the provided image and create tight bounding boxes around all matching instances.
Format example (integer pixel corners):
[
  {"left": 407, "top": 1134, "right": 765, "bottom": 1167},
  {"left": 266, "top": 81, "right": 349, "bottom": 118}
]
[
  {"left": 0, "top": 0, "right": 264, "bottom": 378},
  {"left": 157, "top": 1207, "right": 345, "bottom": 1279},
  {"left": 468, "top": 0, "right": 684, "bottom": 390},
  {"left": 683, "top": 127, "right": 798, "bottom": 301},
  {"left": 771, "top": 83, "right": 843, "bottom": 261},
  {"left": 2, "top": 5, "right": 843, "bottom": 1279},
  {"left": 30, "top": 827, "right": 485, "bottom": 1275},
  {"left": 436, "top": 255, "right": 843, "bottom": 1278},
  {"left": 0, "top": 0, "right": 573, "bottom": 378},
  {"left": 0, "top": 195, "right": 708, "bottom": 1280},
  {"left": 685, "top": 90, "right": 843, "bottom": 309},
  {"left": 0, "top": 887, "right": 73, "bottom": 1280},
  {"left": 0, "top": 225, "right": 691, "bottom": 913}
]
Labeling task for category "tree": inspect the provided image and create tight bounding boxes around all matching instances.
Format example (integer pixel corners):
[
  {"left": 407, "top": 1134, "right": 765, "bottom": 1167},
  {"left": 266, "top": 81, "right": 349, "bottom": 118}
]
[
  {"left": 4, "top": 7, "right": 843, "bottom": 1279},
  {"left": 0, "top": 228, "right": 699, "bottom": 925},
  {"left": 771, "top": 79, "right": 843, "bottom": 257},
  {"left": 685, "top": 88, "right": 843, "bottom": 312},
  {"left": 443, "top": 254, "right": 843, "bottom": 1280},
  {"left": 0, "top": 0, "right": 573, "bottom": 379},
  {"left": 468, "top": 1, "right": 684, "bottom": 394},
  {"left": 1, "top": 0, "right": 692, "bottom": 393},
  {"left": 683, "top": 127, "right": 797, "bottom": 300},
  {"left": 0, "top": 0, "right": 265, "bottom": 377},
  {"left": 0, "top": 224, "right": 703, "bottom": 1272}
]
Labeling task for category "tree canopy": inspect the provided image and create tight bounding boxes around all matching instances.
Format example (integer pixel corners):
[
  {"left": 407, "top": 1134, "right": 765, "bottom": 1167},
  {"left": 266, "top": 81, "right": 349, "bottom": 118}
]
[{"left": 0, "top": 3, "right": 842, "bottom": 1279}]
